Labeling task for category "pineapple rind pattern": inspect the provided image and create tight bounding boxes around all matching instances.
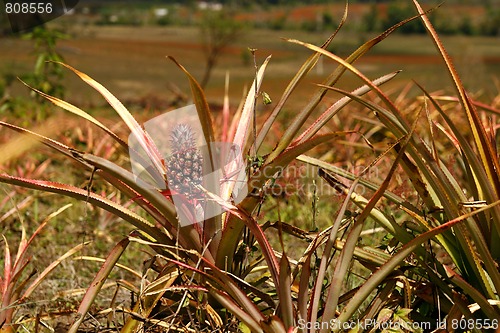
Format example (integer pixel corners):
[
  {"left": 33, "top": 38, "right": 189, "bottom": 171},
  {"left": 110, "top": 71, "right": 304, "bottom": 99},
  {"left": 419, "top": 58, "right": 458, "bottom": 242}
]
[{"left": 166, "top": 124, "right": 204, "bottom": 200}]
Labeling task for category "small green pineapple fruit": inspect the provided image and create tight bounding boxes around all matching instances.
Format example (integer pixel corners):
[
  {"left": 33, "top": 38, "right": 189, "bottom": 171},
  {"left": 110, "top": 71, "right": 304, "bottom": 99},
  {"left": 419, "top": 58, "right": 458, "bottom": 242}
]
[{"left": 166, "top": 124, "right": 204, "bottom": 200}]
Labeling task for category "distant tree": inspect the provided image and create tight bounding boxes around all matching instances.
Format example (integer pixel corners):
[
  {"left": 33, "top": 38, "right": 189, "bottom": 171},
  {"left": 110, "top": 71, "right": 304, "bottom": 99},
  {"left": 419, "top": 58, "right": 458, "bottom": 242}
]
[
  {"left": 322, "top": 11, "right": 335, "bottom": 29},
  {"left": 0, "top": 10, "right": 10, "bottom": 35},
  {"left": 458, "top": 16, "right": 476, "bottom": 36},
  {"left": 199, "top": 10, "right": 243, "bottom": 88},
  {"left": 480, "top": 7, "right": 500, "bottom": 36},
  {"left": 383, "top": 2, "right": 426, "bottom": 34},
  {"left": 362, "top": 3, "right": 379, "bottom": 32},
  {"left": 21, "top": 26, "right": 67, "bottom": 100},
  {"left": 269, "top": 14, "right": 287, "bottom": 30}
]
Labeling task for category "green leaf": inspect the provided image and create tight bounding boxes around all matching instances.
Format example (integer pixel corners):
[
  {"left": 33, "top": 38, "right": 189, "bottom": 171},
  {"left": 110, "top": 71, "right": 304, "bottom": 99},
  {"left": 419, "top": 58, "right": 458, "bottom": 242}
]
[
  {"left": 218, "top": 133, "right": 340, "bottom": 270},
  {"left": 334, "top": 200, "right": 500, "bottom": 331},
  {"left": 412, "top": 0, "right": 500, "bottom": 197},
  {"left": 278, "top": 253, "right": 293, "bottom": 330},
  {"left": 220, "top": 56, "right": 271, "bottom": 204}
]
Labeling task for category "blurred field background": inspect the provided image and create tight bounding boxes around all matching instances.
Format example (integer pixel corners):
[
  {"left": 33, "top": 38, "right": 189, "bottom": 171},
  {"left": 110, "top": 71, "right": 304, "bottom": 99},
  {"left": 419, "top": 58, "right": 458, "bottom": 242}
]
[{"left": 1, "top": 1, "right": 500, "bottom": 109}]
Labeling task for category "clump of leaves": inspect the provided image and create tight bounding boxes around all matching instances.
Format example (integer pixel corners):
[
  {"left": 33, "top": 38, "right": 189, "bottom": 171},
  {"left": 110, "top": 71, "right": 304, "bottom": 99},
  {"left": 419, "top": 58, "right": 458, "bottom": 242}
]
[{"left": 1, "top": 205, "right": 86, "bottom": 333}]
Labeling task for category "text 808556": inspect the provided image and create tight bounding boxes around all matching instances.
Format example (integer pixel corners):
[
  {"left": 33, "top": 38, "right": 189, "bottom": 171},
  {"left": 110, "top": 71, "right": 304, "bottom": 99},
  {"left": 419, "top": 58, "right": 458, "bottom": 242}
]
[{"left": 5, "top": 2, "right": 53, "bottom": 14}]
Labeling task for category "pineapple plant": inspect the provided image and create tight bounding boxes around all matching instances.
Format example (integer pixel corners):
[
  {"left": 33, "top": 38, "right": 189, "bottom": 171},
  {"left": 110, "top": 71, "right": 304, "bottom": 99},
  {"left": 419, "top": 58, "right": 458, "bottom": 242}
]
[
  {"left": 3, "top": 2, "right": 500, "bottom": 330},
  {"left": 165, "top": 123, "right": 204, "bottom": 201}
]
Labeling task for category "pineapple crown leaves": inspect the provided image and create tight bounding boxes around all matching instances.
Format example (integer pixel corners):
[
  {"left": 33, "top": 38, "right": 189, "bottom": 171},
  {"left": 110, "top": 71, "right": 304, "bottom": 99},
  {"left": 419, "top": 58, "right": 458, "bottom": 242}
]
[{"left": 169, "top": 124, "right": 197, "bottom": 153}]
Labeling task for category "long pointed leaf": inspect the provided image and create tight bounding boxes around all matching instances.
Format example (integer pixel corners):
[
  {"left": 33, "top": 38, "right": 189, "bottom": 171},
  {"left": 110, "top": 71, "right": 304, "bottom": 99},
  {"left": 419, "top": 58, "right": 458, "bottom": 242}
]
[
  {"left": 412, "top": 0, "right": 500, "bottom": 196},
  {"left": 1, "top": 236, "right": 13, "bottom": 328},
  {"left": 202, "top": 189, "right": 280, "bottom": 290},
  {"left": 13, "top": 204, "right": 72, "bottom": 276},
  {"left": 266, "top": 12, "right": 425, "bottom": 163},
  {"left": 334, "top": 200, "right": 500, "bottom": 331},
  {"left": 278, "top": 253, "right": 293, "bottom": 330},
  {"left": 167, "top": 56, "right": 215, "bottom": 169},
  {"left": 221, "top": 56, "right": 271, "bottom": 204},
  {"left": 321, "top": 130, "right": 412, "bottom": 332},
  {"left": 68, "top": 236, "right": 130, "bottom": 333},
  {"left": 21, "top": 241, "right": 88, "bottom": 300},
  {"left": 0, "top": 120, "right": 68, "bottom": 165},
  {"left": 309, "top": 179, "right": 359, "bottom": 325},
  {"left": 209, "top": 287, "right": 263, "bottom": 333},
  {"left": 256, "top": 2, "right": 347, "bottom": 151},
  {"left": 416, "top": 85, "right": 500, "bottom": 295},
  {"left": 217, "top": 133, "right": 340, "bottom": 270},
  {"left": 0, "top": 174, "right": 168, "bottom": 244},
  {"left": 160, "top": 255, "right": 267, "bottom": 326},
  {"left": 19, "top": 80, "right": 128, "bottom": 150},
  {"left": 296, "top": 71, "right": 400, "bottom": 144},
  {"left": 56, "top": 62, "right": 166, "bottom": 182}
]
